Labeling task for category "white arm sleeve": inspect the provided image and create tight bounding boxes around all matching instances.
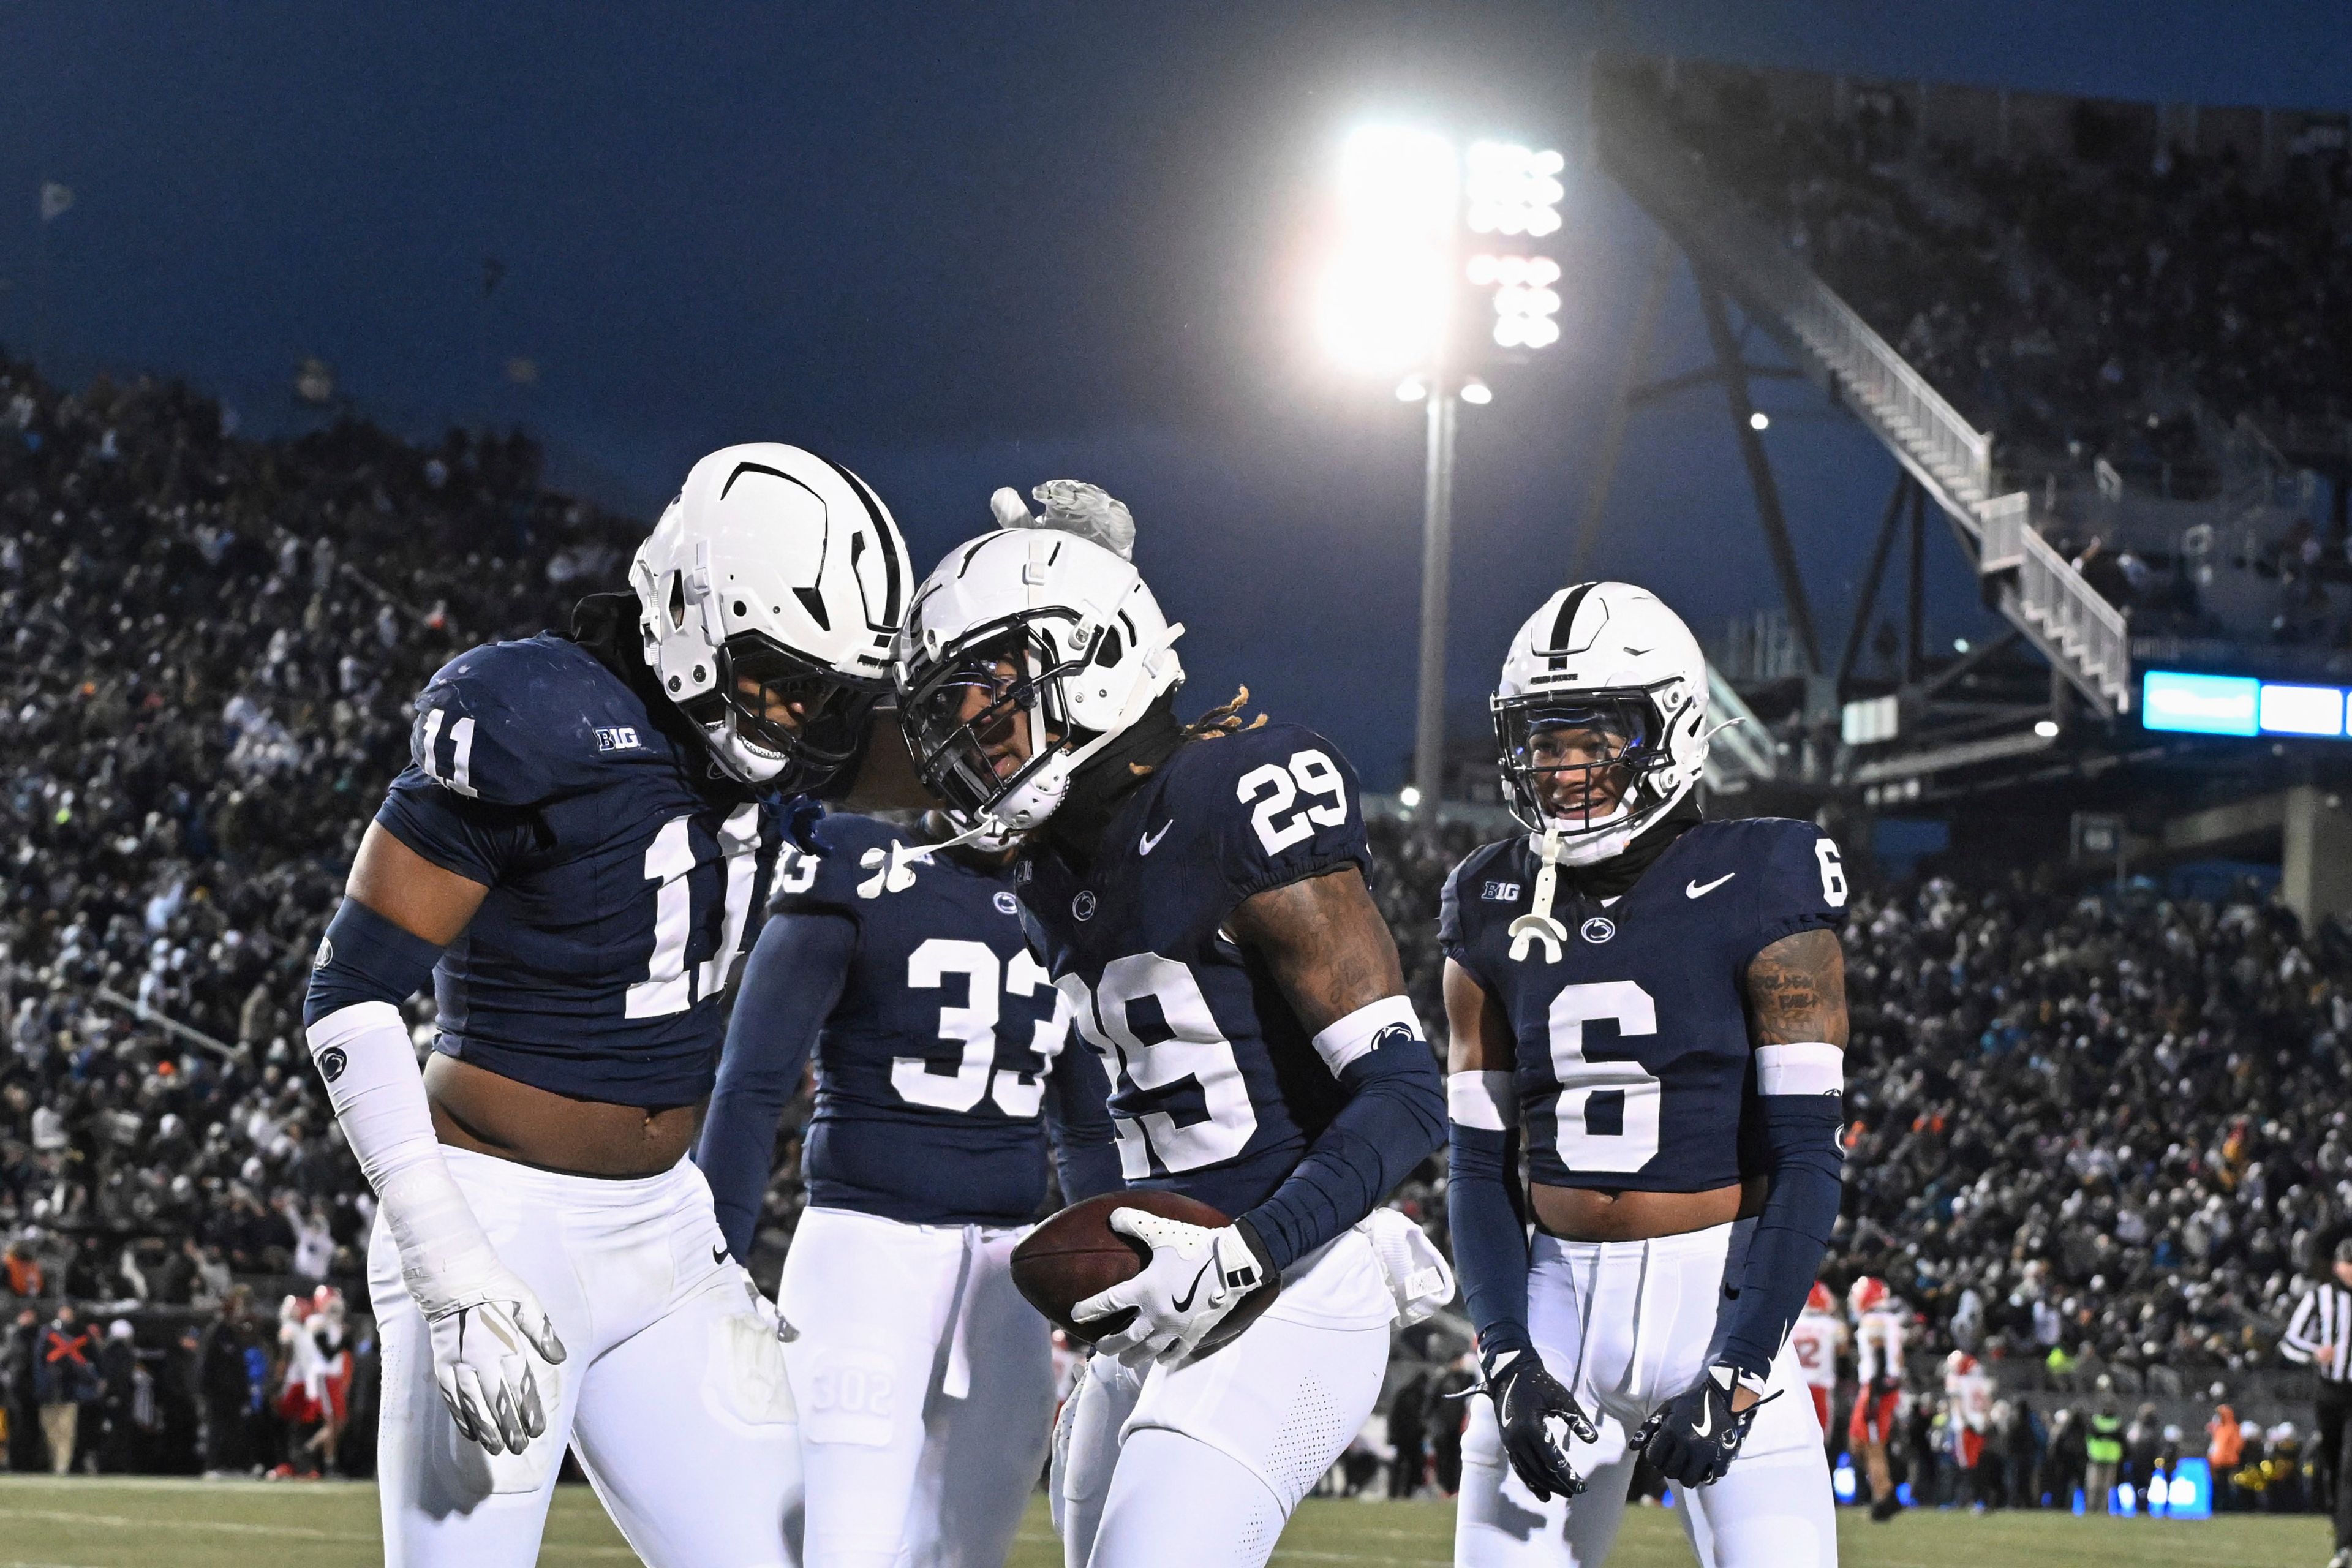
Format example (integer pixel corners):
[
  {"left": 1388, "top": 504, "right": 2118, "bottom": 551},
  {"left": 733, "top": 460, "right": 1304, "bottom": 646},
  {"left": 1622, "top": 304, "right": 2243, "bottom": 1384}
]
[{"left": 305, "top": 1001, "right": 503, "bottom": 1316}]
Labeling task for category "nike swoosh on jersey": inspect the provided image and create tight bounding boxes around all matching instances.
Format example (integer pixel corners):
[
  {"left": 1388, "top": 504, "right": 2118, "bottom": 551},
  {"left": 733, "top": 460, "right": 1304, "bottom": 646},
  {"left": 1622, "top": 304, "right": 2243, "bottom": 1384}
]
[
  {"left": 1139, "top": 820, "right": 1175, "bottom": 855},
  {"left": 1686, "top": 872, "right": 1736, "bottom": 899},
  {"left": 712, "top": 1243, "right": 729, "bottom": 1268},
  {"left": 1169, "top": 1257, "right": 1215, "bottom": 1313}
]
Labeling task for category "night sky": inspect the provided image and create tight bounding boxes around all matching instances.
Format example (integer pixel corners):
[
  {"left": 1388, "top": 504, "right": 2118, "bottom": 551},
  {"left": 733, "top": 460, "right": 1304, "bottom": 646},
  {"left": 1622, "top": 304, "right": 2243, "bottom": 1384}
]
[{"left": 4, "top": 1, "right": 2348, "bottom": 786}]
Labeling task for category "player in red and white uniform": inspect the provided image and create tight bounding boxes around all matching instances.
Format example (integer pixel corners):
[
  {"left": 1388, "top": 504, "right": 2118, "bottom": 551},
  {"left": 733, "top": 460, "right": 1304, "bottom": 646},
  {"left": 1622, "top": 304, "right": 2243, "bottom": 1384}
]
[
  {"left": 1787, "top": 1284, "right": 1845, "bottom": 1439},
  {"left": 1847, "top": 1278, "right": 1905, "bottom": 1520},
  {"left": 1942, "top": 1351, "right": 1992, "bottom": 1505}
]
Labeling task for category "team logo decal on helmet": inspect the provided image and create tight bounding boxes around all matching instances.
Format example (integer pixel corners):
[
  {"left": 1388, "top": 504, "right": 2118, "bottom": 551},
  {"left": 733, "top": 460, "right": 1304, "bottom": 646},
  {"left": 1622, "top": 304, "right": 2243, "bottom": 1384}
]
[
  {"left": 895, "top": 523, "right": 1184, "bottom": 834},
  {"left": 1491, "top": 581, "right": 1713, "bottom": 867},
  {"left": 630, "top": 443, "right": 912, "bottom": 790}
]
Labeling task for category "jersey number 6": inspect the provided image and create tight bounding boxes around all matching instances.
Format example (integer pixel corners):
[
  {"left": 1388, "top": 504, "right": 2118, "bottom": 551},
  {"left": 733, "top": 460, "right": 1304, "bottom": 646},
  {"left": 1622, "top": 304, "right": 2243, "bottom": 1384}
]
[{"left": 1545, "top": 979, "right": 1663, "bottom": 1176}]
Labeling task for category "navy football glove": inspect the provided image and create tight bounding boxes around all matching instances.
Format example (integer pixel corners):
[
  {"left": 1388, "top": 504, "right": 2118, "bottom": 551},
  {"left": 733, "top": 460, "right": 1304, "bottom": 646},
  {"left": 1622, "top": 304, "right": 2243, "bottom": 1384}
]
[
  {"left": 1483, "top": 1345, "right": 1599, "bottom": 1502},
  {"left": 1630, "top": 1365, "right": 1765, "bottom": 1487}
]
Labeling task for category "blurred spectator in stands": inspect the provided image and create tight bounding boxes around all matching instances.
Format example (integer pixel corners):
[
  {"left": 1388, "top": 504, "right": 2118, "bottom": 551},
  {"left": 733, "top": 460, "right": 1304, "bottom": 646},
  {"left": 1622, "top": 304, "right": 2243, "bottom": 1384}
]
[
  {"left": 2, "top": 1240, "right": 41, "bottom": 1298},
  {"left": 2209, "top": 1400, "right": 2245, "bottom": 1510},
  {"left": 1427, "top": 1351, "right": 1476, "bottom": 1496},
  {"left": 1386, "top": 1367, "right": 1428, "bottom": 1499},
  {"left": 4, "top": 1306, "right": 38, "bottom": 1470},
  {"left": 95, "top": 1319, "right": 140, "bottom": 1472},
  {"left": 197, "top": 1285, "right": 257, "bottom": 1477},
  {"left": 34, "top": 1302, "right": 96, "bottom": 1473}
]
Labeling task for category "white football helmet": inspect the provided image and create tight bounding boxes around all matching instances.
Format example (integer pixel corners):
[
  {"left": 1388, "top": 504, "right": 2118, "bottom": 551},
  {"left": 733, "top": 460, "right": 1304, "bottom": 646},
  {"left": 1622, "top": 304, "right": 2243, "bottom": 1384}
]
[
  {"left": 895, "top": 528, "right": 1183, "bottom": 831},
  {"left": 631, "top": 443, "right": 911, "bottom": 788},
  {"left": 1492, "top": 581, "right": 1709, "bottom": 865}
]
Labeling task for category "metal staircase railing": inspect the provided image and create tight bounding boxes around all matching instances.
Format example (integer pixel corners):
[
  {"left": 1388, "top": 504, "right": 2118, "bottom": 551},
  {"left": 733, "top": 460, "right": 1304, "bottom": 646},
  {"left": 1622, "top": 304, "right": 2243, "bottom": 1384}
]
[{"left": 1594, "top": 68, "right": 2132, "bottom": 716}]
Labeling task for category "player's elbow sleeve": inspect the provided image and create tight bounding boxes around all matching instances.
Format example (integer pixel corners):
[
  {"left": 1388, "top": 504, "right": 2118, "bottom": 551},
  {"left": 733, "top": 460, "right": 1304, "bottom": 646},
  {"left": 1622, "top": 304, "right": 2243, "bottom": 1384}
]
[
  {"left": 1237, "top": 1025, "right": 1443, "bottom": 1272},
  {"left": 303, "top": 899, "right": 445, "bottom": 1027}
]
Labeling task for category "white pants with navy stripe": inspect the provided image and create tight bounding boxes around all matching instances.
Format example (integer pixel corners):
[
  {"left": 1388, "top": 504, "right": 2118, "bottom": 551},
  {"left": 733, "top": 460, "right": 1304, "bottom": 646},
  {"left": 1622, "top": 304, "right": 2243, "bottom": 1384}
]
[
  {"left": 1053, "top": 1225, "right": 1396, "bottom": 1568},
  {"left": 1454, "top": 1219, "right": 1836, "bottom": 1568},
  {"left": 369, "top": 1149, "right": 801, "bottom": 1568},
  {"left": 778, "top": 1205, "right": 1054, "bottom": 1568}
]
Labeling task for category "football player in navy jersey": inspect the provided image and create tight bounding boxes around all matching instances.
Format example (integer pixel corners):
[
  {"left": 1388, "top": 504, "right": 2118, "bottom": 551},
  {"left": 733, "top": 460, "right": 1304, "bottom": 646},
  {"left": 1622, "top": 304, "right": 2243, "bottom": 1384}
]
[
  {"left": 301, "top": 443, "right": 914, "bottom": 1567},
  {"left": 695, "top": 807, "right": 1123, "bottom": 1568},
  {"left": 893, "top": 494, "right": 1452, "bottom": 1568},
  {"left": 1442, "top": 582, "right": 1847, "bottom": 1568}
]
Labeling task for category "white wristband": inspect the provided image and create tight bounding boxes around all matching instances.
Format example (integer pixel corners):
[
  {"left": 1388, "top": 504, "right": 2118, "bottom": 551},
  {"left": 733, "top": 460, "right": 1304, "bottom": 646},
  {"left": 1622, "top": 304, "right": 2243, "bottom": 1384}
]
[
  {"left": 1308, "top": 994, "right": 1424, "bottom": 1076},
  {"left": 1755, "top": 1041, "right": 1843, "bottom": 1097},
  {"left": 1446, "top": 1070, "right": 1518, "bottom": 1132},
  {"left": 306, "top": 1002, "right": 501, "bottom": 1316}
]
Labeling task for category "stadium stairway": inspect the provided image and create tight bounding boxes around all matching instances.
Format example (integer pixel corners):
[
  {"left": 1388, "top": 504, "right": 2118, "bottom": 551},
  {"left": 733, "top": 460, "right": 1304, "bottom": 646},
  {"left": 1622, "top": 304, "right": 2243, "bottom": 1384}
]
[{"left": 1594, "top": 64, "right": 2133, "bottom": 718}]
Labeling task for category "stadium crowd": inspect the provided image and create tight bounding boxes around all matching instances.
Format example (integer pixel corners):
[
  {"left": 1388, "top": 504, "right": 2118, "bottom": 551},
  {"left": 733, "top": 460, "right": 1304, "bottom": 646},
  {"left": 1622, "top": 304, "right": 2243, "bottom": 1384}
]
[
  {"left": 3, "top": 357, "right": 2351, "bottom": 1512},
  {"left": 1621, "top": 63, "right": 2352, "bottom": 649}
]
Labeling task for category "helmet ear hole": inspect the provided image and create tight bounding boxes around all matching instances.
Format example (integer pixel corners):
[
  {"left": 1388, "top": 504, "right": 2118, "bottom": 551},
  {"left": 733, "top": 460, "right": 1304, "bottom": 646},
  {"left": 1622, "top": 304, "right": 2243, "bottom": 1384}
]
[
  {"left": 666, "top": 571, "right": 687, "bottom": 631},
  {"left": 1095, "top": 628, "right": 1124, "bottom": 668}
]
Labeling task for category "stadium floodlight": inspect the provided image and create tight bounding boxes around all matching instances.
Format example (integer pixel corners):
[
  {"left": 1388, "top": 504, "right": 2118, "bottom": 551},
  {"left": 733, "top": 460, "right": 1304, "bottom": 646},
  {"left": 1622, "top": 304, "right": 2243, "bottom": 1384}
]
[
  {"left": 2034, "top": 718, "right": 2060, "bottom": 739},
  {"left": 1460, "top": 377, "right": 1493, "bottom": 405},
  {"left": 1395, "top": 376, "right": 1429, "bottom": 402},
  {"left": 1315, "top": 126, "right": 1458, "bottom": 374},
  {"left": 1749, "top": 410, "right": 1770, "bottom": 431}
]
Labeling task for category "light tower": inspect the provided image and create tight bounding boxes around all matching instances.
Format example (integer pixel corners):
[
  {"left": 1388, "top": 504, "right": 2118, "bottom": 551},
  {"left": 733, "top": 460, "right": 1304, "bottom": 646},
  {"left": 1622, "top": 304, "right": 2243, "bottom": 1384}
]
[{"left": 1315, "top": 127, "right": 1564, "bottom": 826}]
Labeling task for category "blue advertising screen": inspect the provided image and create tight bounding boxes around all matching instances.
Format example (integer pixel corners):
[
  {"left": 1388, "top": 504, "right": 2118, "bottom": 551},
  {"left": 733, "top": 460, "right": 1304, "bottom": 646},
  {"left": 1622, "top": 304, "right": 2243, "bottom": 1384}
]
[{"left": 2143, "top": 670, "right": 2351, "bottom": 741}]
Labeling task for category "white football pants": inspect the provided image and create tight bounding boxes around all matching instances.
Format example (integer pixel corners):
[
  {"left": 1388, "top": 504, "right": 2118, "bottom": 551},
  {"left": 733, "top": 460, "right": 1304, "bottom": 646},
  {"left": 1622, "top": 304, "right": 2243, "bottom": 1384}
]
[
  {"left": 369, "top": 1148, "right": 801, "bottom": 1568},
  {"left": 1454, "top": 1219, "right": 1836, "bottom": 1568},
  {"left": 1053, "top": 1226, "right": 1396, "bottom": 1568},
  {"left": 778, "top": 1205, "right": 1054, "bottom": 1568}
]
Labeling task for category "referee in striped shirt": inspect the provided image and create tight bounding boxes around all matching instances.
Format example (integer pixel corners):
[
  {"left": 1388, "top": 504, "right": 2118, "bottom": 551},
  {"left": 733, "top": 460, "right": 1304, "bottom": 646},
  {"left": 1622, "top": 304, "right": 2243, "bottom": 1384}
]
[{"left": 2284, "top": 1237, "right": 2352, "bottom": 1567}]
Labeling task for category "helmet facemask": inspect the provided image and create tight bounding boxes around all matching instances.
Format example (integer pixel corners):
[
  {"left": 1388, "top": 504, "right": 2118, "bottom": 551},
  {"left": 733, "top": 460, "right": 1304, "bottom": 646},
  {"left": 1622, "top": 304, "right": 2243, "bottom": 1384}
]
[
  {"left": 676, "top": 631, "right": 888, "bottom": 790},
  {"left": 1492, "top": 685, "right": 1679, "bottom": 864},
  {"left": 899, "top": 611, "right": 1095, "bottom": 831}
]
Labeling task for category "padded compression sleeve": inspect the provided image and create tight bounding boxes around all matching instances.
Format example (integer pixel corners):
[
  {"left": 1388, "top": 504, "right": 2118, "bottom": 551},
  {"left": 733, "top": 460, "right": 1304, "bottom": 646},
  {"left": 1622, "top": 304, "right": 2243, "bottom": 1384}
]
[
  {"left": 303, "top": 898, "right": 445, "bottom": 1026},
  {"left": 1716, "top": 1042, "right": 1847, "bottom": 1381},
  {"left": 695, "top": 911, "right": 855, "bottom": 1261},
  {"left": 1237, "top": 998, "right": 1445, "bottom": 1272}
]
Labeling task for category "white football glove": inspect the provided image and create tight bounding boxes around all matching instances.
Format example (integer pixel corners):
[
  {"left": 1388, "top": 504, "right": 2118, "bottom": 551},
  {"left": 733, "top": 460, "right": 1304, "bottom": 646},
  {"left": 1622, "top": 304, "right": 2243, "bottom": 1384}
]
[
  {"left": 991, "top": 480, "right": 1136, "bottom": 560},
  {"left": 1071, "top": 1207, "right": 1272, "bottom": 1368},
  {"left": 421, "top": 1264, "right": 567, "bottom": 1457}
]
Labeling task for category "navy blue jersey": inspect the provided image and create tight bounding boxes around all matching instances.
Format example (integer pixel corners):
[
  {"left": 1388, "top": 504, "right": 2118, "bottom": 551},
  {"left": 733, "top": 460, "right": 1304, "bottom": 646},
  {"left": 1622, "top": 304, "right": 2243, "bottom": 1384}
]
[
  {"left": 1018, "top": 721, "right": 1375, "bottom": 1221},
  {"left": 1439, "top": 817, "right": 1845, "bottom": 1193},
  {"left": 774, "top": 813, "right": 1112, "bottom": 1225},
  {"left": 374, "top": 634, "right": 782, "bottom": 1105}
]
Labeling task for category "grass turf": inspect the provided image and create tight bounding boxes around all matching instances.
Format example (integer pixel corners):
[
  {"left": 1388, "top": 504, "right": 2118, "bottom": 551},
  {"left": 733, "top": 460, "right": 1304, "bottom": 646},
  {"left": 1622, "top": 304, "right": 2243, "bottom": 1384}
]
[{"left": 0, "top": 1474, "right": 2329, "bottom": 1566}]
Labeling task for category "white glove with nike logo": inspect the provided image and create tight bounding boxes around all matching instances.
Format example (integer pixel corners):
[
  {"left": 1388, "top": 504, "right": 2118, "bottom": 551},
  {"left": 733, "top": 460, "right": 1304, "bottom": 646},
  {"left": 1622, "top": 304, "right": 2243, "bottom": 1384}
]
[
  {"left": 1071, "top": 1207, "right": 1272, "bottom": 1368},
  {"left": 420, "top": 1260, "right": 567, "bottom": 1456}
]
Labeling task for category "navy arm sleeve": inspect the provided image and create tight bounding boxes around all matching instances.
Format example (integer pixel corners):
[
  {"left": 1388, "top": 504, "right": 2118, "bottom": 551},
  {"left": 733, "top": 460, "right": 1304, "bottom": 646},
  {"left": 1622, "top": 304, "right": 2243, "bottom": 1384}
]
[
  {"left": 695, "top": 911, "right": 856, "bottom": 1261},
  {"left": 1042, "top": 1033, "right": 1124, "bottom": 1205},
  {"left": 1448, "top": 1121, "right": 1534, "bottom": 1361},
  {"left": 1238, "top": 1032, "right": 1446, "bottom": 1272}
]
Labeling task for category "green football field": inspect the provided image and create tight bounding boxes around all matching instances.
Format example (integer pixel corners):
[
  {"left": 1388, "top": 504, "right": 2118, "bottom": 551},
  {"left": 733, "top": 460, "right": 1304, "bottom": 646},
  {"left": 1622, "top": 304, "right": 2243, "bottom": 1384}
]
[{"left": 0, "top": 1474, "right": 2326, "bottom": 1566}]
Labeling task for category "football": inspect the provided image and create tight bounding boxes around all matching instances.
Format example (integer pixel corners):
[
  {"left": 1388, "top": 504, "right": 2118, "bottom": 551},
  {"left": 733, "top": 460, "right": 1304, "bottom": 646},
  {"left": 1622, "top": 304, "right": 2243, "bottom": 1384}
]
[{"left": 1011, "top": 1189, "right": 1282, "bottom": 1354}]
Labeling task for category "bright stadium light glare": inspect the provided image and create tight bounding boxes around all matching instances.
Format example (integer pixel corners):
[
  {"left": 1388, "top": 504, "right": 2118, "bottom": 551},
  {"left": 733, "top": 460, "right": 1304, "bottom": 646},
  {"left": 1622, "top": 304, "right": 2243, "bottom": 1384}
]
[
  {"left": 1465, "top": 254, "right": 1500, "bottom": 286},
  {"left": 1531, "top": 148, "right": 1566, "bottom": 176},
  {"left": 1396, "top": 375, "right": 1428, "bottom": 402},
  {"left": 1460, "top": 377, "right": 1493, "bottom": 405},
  {"left": 1494, "top": 315, "right": 1528, "bottom": 348},
  {"left": 1748, "top": 410, "right": 1770, "bottom": 431},
  {"left": 1528, "top": 256, "right": 1561, "bottom": 286},
  {"left": 2034, "top": 718, "right": 2061, "bottom": 738},
  {"left": 1496, "top": 255, "right": 1529, "bottom": 287},
  {"left": 1524, "top": 317, "right": 1559, "bottom": 348},
  {"left": 1316, "top": 126, "right": 1458, "bottom": 374}
]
